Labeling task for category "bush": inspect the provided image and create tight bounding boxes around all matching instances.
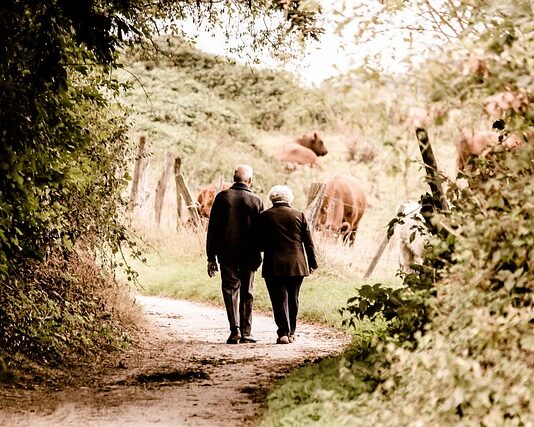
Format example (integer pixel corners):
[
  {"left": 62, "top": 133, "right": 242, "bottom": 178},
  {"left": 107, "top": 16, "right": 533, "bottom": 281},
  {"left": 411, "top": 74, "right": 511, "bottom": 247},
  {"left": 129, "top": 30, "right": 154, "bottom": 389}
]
[
  {"left": 124, "top": 38, "right": 339, "bottom": 132},
  {"left": 0, "top": 3, "right": 137, "bottom": 377},
  {"left": 337, "top": 144, "right": 534, "bottom": 424},
  {"left": 0, "top": 250, "right": 137, "bottom": 382}
]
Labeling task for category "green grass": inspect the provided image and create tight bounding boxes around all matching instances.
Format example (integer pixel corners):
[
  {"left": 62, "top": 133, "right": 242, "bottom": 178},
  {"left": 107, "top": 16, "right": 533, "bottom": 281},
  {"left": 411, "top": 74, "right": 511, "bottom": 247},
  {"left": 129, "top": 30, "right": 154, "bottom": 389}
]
[
  {"left": 126, "top": 230, "right": 400, "bottom": 328},
  {"left": 124, "top": 226, "right": 399, "bottom": 327},
  {"left": 258, "top": 319, "right": 389, "bottom": 427}
]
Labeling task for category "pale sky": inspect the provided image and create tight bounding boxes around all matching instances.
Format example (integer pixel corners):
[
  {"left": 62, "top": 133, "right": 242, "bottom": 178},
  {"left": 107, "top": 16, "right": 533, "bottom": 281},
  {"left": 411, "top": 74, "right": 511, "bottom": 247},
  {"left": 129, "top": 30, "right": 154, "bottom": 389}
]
[{"left": 182, "top": 1, "right": 438, "bottom": 87}]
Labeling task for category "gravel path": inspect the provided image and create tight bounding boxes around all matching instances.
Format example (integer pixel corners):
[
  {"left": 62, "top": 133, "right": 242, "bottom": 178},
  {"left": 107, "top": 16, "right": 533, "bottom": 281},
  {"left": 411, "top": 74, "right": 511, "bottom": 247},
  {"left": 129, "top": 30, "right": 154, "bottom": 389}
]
[{"left": 0, "top": 295, "right": 349, "bottom": 427}]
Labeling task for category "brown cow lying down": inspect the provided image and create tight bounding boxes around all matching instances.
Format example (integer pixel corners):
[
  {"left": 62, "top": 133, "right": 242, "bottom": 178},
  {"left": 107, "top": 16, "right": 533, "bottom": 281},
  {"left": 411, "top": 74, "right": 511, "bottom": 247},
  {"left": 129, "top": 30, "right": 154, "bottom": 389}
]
[
  {"left": 294, "top": 131, "right": 328, "bottom": 156},
  {"left": 456, "top": 128, "right": 526, "bottom": 172},
  {"left": 276, "top": 131, "right": 328, "bottom": 169},
  {"left": 196, "top": 180, "right": 231, "bottom": 219},
  {"left": 317, "top": 174, "right": 367, "bottom": 245}
]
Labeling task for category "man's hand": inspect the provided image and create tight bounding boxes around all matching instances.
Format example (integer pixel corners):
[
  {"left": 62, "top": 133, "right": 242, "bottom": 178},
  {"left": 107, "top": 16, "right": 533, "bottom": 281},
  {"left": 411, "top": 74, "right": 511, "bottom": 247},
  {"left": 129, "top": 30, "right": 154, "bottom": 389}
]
[{"left": 207, "top": 261, "right": 218, "bottom": 278}]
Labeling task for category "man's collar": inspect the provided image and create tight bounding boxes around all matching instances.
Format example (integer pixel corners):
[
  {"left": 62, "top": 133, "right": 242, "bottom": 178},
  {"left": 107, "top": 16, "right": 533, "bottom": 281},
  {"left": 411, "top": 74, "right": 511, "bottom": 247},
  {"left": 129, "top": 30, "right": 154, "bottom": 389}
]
[
  {"left": 231, "top": 182, "right": 251, "bottom": 191},
  {"left": 272, "top": 201, "right": 289, "bottom": 207}
]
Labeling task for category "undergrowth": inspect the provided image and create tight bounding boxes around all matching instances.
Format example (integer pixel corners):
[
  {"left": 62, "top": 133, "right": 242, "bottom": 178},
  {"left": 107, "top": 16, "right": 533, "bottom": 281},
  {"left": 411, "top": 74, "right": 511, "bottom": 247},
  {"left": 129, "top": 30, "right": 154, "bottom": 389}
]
[
  {"left": 0, "top": 250, "right": 140, "bottom": 384},
  {"left": 260, "top": 142, "right": 534, "bottom": 425}
]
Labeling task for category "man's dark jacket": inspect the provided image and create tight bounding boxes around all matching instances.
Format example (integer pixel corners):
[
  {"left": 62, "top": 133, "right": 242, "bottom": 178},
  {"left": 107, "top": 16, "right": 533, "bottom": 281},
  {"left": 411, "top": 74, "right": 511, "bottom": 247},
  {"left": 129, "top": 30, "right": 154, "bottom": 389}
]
[
  {"left": 206, "top": 182, "right": 264, "bottom": 269},
  {"left": 257, "top": 202, "right": 318, "bottom": 277}
]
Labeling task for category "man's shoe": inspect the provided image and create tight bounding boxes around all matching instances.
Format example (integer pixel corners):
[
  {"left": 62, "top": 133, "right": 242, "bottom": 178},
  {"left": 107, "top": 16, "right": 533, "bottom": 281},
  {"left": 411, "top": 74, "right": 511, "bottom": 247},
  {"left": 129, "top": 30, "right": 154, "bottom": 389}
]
[
  {"left": 226, "top": 331, "right": 241, "bottom": 344},
  {"left": 276, "top": 336, "right": 290, "bottom": 344},
  {"left": 239, "top": 335, "right": 257, "bottom": 343}
]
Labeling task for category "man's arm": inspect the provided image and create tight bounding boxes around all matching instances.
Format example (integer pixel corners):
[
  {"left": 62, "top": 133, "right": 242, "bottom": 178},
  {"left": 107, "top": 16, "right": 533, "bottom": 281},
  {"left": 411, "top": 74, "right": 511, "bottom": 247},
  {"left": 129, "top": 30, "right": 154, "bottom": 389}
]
[{"left": 206, "top": 193, "right": 224, "bottom": 263}]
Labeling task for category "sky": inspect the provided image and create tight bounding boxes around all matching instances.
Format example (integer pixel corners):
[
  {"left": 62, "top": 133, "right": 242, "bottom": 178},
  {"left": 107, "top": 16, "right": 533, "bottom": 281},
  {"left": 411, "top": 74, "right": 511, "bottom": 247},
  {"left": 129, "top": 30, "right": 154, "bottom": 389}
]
[
  {"left": 179, "top": 2, "right": 371, "bottom": 86},
  {"left": 181, "top": 1, "right": 434, "bottom": 87}
]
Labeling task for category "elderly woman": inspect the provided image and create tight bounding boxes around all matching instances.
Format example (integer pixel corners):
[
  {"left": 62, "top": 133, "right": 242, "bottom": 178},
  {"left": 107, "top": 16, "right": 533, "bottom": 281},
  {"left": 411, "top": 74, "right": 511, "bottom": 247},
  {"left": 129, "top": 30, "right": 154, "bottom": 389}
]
[{"left": 257, "top": 185, "right": 318, "bottom": 344}]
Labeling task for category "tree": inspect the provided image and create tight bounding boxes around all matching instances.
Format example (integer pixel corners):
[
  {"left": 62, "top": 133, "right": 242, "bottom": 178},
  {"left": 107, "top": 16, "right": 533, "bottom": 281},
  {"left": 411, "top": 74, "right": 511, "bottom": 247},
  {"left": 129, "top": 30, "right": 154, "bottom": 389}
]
[{"left": 332, "top": 1, "right": 533, "bottom": 130}]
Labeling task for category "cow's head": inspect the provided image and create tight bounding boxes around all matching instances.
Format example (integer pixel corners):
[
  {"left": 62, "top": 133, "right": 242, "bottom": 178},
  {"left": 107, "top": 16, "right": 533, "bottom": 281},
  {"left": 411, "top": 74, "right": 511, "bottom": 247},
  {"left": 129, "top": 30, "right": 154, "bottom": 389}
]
[{"left": 299, "top": 131, "right": 328, "bottom": 156}]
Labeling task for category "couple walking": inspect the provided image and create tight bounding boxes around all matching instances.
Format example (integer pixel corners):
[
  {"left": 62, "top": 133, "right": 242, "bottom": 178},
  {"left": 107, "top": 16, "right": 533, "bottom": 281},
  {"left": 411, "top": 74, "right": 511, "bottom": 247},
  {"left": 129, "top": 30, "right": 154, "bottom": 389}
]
[{"left": 206, "top": 164, "right": 318, "bottom": 344}]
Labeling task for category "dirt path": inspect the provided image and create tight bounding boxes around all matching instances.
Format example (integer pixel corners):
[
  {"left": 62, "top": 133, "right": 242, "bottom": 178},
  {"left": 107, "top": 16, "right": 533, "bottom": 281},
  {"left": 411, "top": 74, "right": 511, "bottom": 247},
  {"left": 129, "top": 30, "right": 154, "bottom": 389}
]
[{"left": 0, "top": 295, "right": 349, "bottom": 427}]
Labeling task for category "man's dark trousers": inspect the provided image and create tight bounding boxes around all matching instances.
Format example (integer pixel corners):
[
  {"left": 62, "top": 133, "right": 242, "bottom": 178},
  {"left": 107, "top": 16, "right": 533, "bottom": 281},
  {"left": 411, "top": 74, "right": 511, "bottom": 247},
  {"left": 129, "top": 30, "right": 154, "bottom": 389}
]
[
  {"left": 220, "top": 263, "right": 254, "bottom": 336},
  {"left": 265, "top": 276, "right": 303, "bottom": 337}
]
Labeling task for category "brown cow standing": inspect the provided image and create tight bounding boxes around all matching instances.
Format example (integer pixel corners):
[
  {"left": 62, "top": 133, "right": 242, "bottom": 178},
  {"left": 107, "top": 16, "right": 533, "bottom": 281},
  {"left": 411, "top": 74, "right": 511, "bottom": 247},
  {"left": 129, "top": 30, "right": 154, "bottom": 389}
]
[
  {"left": 276, "top": 131, "right": 328, "bottom": 169},
  {"left": 196, "top": 180, "right": 231, "bottom": 220},
  {"left": 317, "top": 174, "right": 367, "bottom": 245},
  {"left": 456, "top": 129, "right": 525, "bottom": 173}
]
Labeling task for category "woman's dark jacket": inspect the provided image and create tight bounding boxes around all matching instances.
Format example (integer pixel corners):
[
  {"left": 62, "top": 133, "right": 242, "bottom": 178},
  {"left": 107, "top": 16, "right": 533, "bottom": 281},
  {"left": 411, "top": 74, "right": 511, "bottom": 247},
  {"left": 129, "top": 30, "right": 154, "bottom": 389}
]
[
  {"left": 257, "top": 202, "right": 318, "bottom": 278},
  {"left": 206, "top": 182, "right": 264, "bottom": 269}
]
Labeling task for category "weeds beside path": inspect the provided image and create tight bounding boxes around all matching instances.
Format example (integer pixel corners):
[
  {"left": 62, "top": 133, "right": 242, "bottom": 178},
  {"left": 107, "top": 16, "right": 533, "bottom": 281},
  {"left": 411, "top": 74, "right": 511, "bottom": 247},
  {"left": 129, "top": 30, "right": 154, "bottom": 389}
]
[{"left": 0, "top": 295, "right": 350, "bottom": 427}]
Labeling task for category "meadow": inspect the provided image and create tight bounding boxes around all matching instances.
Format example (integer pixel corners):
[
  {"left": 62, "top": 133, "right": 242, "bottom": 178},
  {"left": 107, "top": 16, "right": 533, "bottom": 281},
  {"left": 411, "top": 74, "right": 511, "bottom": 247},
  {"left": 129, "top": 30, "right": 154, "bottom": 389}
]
[{"left": 118, "top": 44, "right": 461, "bottom": 328}]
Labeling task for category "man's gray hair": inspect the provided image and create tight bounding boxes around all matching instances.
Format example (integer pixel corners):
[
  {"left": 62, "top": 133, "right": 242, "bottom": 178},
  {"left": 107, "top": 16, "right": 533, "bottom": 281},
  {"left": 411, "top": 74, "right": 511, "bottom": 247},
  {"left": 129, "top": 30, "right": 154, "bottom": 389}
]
[
  {"left": 268, "top": 185, "right": 294, "bottom": 204},
  {"left": 233, "top": 164, "right": 253, "bottom": 183}
]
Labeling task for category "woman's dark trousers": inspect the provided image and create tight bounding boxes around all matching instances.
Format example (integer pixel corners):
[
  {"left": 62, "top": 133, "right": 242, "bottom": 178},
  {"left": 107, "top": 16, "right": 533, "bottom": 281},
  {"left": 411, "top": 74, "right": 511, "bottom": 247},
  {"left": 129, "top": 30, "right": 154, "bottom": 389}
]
[{"left": 265, "top": 276, "right": 303, "bottom": 337}]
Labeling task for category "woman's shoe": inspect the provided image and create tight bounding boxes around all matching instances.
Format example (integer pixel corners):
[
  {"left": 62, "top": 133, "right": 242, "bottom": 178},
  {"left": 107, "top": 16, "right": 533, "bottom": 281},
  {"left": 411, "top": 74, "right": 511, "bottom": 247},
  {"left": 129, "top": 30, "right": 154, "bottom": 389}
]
[{"left": 276, "top": 336, "right": 290, "bottom": 344}]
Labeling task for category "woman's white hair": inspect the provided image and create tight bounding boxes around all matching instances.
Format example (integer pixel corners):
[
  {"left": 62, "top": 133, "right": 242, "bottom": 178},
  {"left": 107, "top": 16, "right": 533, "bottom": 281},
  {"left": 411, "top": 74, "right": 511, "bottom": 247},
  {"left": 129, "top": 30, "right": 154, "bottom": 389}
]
[{"left": 268, "top": 185, "right": 294, "bottom": 204}]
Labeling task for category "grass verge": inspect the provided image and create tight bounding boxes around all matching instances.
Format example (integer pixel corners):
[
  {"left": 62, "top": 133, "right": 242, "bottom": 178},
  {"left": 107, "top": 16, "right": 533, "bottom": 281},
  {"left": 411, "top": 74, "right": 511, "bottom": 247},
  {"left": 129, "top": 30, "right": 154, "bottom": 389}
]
[{"left": 125, "top": 227, "right": 400, "bottom": 328}]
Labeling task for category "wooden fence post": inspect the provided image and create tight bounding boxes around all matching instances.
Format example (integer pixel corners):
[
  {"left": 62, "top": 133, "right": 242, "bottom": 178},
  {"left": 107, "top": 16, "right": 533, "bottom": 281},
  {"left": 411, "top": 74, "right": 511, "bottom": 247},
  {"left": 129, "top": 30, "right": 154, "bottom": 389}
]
[
  {"left": 415, "top": 128, "right": 448, "bottom": 210},
  {"left": 154, "top": 152, "right": 174, "bottom": 225},
  {"left": 175, "top": 170, "right": 202, "bottom": 228},
  {"left": 129, "top": 135, "right": 149, "bottom": 212},
  {"left": 174, "top": 157, "right": 183, "bottom": 223},
  {"left": 363, "top": 236, "right": 390, "bottom": 278},
  {"left": 305, "top": 182, "right": 326, "bottom": 227}
]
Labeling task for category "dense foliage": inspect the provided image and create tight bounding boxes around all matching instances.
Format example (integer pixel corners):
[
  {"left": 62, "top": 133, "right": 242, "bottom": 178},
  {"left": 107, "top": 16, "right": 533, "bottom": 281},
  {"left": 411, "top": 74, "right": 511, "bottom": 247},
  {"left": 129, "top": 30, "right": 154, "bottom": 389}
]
[
  {"left": 260, "top": 2, "right": 534, "bottom": 425},
  {"left": 126, "top": 38, "right": 338, "bottom": 130},
  {"left": 0, "top": 0, "right": 139, "bottom": 375}
]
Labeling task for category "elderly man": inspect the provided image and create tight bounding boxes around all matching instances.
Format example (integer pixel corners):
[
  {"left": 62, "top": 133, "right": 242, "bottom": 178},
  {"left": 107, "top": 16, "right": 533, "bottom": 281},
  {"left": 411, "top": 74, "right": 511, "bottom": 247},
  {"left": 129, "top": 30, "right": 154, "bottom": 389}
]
[
  {"left": 206, "top": 165, "right": 264, "bottom": 344},
  {"left": 257, "top": 185, "right": 318, "bottom": 344}
]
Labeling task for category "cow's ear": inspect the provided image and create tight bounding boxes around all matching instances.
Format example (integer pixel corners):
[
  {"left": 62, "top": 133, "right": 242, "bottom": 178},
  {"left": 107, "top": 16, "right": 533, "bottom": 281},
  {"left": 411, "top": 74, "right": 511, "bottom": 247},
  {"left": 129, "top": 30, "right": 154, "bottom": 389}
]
[{"left": 313, "top": 131, "right": 318, "bottom": 140}]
